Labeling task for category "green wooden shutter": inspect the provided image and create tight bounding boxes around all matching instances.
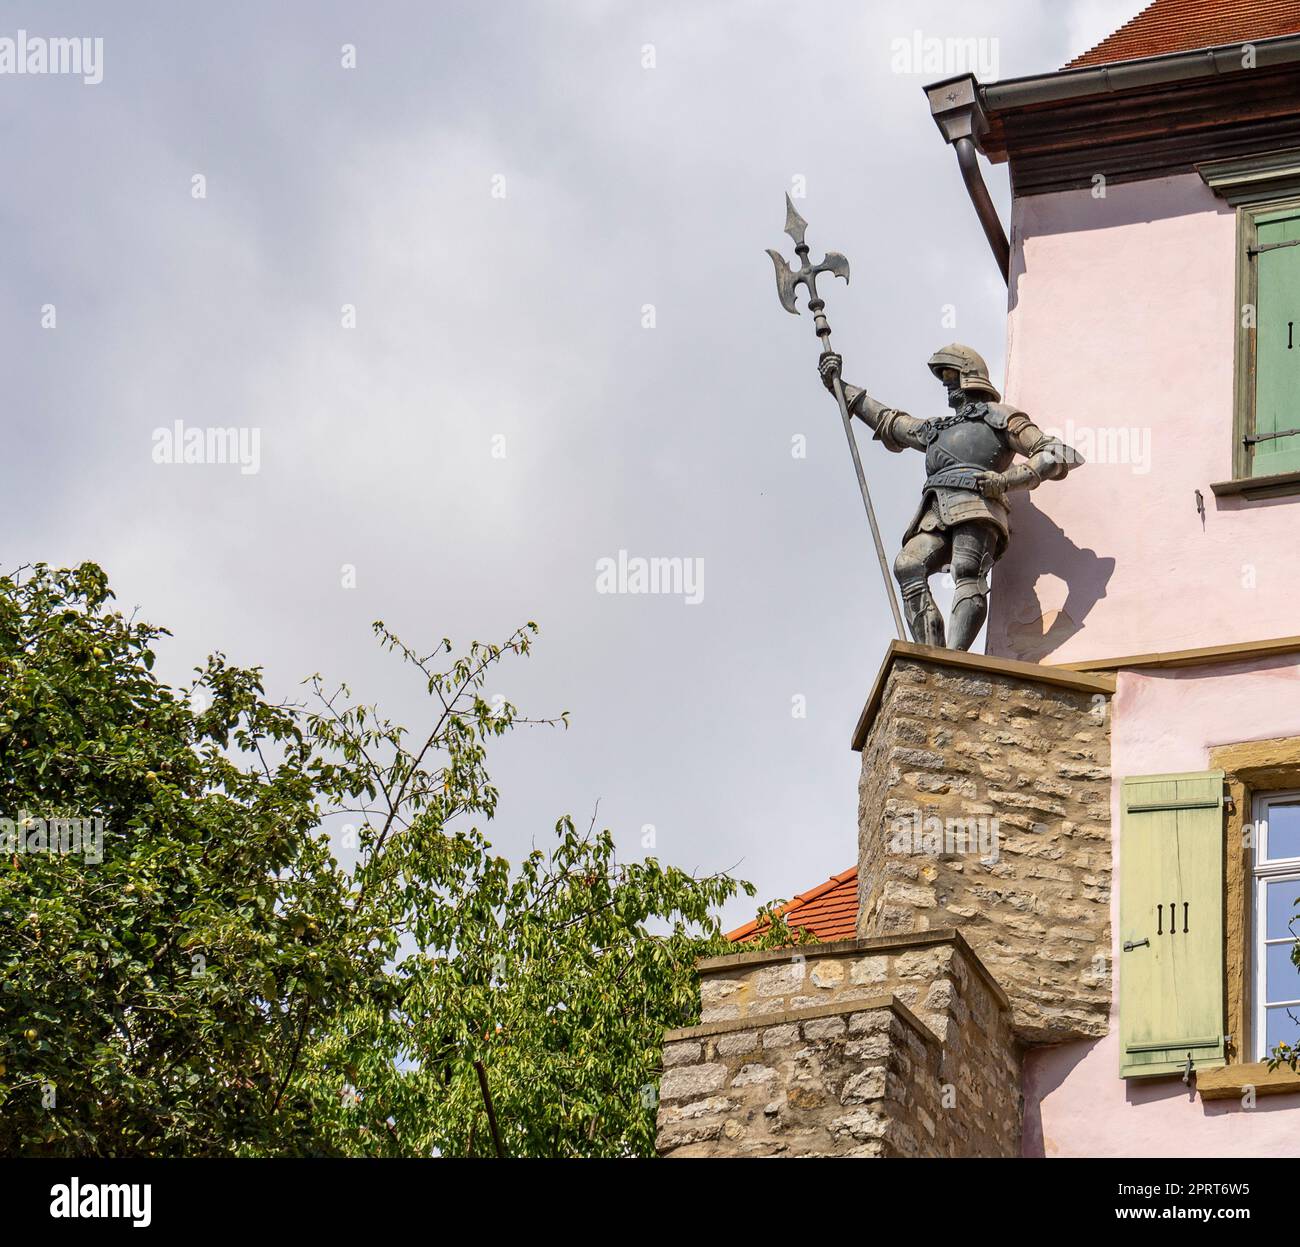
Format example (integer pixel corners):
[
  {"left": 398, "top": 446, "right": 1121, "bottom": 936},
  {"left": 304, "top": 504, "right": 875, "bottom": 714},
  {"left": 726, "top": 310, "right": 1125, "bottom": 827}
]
[
  {"left": 1119, "top": 771, "right": 1226, "bottom": 1079},
  {"left": 1252, "top": 207, "right": 1300, "bottom": 477}
]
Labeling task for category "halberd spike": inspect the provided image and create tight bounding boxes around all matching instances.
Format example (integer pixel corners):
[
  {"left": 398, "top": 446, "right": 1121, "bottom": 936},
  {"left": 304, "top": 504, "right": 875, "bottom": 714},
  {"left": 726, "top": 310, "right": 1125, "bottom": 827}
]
[{"left": 783, "top": 193, "right": 808, "bottom": 248}]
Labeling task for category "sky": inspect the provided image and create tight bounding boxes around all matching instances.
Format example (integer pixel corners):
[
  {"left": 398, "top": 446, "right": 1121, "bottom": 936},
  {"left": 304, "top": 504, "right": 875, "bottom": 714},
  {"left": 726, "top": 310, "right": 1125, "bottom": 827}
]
[{"left": 4, "top": 0, "right": 1143, "bottom": 929}]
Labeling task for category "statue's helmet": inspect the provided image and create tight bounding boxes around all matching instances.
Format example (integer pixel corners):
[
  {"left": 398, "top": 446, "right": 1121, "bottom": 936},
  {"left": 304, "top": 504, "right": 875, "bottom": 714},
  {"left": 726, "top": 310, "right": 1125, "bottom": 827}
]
[{"left": 926, "top": 344, "right": 1000, "bottom": 401}]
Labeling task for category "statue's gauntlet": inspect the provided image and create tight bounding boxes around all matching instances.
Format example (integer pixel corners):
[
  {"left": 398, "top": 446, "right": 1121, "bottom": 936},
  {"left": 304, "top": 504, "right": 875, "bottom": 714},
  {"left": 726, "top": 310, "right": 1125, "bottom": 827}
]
[
  {"left": 1010, "top": 429, "right": 1079, "bottom": 489},
  {"left": 1000, "top": 462, "right": 1042, "bottom": 493}
]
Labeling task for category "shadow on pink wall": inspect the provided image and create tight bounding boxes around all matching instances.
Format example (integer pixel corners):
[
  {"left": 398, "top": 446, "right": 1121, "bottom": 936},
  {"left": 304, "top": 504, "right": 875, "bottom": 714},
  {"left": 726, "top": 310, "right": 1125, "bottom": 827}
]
[
  {"left": 989, "top": 496, "right": 1116, "bottom": 662},
  {"left": 1022, "top": 1038, "right": 1099, "bottom": 1157},
  {"left": 1024, "top": 1037, "right": 1300, "bottom": 1157}
]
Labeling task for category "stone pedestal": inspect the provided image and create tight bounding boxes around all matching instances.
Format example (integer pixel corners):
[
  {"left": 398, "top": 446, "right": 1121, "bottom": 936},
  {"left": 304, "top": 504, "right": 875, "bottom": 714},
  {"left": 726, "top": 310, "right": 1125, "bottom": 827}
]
[
  {"left": 853, "top": 642, "right": 1114, "bottom": 1042},
  {"left": 654, "top": 641, "right": 1118, "bottom": 1158},
  {"left": 656, "top": 931, "right": 1020, "bottom": 1158}
]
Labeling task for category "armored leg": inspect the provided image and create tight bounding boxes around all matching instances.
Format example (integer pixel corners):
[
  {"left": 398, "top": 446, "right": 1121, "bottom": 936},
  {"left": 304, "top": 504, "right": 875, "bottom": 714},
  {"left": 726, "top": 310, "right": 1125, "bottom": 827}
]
[
  {"left": 947, "top": 522, "right": 999, "bottom": 651},
  {"left": 893, "top": 532, "right": 949, "bottom": 647}
]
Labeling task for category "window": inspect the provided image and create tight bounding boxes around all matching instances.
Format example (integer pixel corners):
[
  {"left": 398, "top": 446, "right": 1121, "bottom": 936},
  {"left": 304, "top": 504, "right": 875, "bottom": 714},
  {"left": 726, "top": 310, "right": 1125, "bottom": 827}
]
[
  {"left": 1252, "top": 791, "right": 1300, "bottom": 1061},
  {"left": 1235, "top": 198, "right": 1300, "bottom": 482}
]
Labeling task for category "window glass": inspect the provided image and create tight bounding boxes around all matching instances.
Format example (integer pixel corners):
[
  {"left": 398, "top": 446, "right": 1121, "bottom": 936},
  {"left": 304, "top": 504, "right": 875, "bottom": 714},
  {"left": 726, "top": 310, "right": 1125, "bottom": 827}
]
[
  {"left": 1265, "top": 878, "right": 1300, "bottom": 941},
  {"left": 1265, "top": 940, "right": 1300, "bottom": 1002},
  {"left": 1265, "top": 800, "right": 1300, "bottom": 862},
  {"left": 1265, "top": 1005, "right": 1300, "bottom": 1053}
]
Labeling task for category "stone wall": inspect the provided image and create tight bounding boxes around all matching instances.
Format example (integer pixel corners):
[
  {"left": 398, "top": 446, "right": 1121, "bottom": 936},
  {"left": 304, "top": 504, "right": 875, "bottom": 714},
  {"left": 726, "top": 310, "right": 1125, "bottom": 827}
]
[
  {"left": 656, "top": 932, "right": 1020, "bottom": 1157},
  {"left": 855, "top": 650, "right": 1113, "bottom": 1042}
]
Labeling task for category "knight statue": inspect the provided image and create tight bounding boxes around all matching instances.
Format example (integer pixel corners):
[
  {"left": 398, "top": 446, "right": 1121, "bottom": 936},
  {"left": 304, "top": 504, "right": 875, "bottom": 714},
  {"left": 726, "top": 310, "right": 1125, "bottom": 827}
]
[{"left": 818, "top": 344, "right": 1080, "bottom": 651}]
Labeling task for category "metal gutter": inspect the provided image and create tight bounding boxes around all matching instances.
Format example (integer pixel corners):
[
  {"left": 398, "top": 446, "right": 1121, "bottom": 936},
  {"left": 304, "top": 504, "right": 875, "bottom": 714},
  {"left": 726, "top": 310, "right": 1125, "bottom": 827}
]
[{"left": 980, "top": 33, "right": 1300, "bottom": 113}]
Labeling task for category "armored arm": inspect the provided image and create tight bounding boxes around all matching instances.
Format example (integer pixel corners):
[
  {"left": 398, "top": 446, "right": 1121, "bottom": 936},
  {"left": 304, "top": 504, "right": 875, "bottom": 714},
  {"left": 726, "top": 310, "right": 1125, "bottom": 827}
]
[
  {"left": 990, "top": 414, "right": 1080, "bottom": 494},
  {"left": 843, "top": 385, "right": 929, "bottom": 453},
  {"left": 817, "top": 354, "right": 927, "bottom": 453}
]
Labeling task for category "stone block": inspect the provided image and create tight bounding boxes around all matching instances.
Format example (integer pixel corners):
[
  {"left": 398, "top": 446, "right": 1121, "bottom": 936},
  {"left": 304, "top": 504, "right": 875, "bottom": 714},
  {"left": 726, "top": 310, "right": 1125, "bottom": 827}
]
[{"left": 660, "top": 1062, "right": 727, "bottom": 1102}]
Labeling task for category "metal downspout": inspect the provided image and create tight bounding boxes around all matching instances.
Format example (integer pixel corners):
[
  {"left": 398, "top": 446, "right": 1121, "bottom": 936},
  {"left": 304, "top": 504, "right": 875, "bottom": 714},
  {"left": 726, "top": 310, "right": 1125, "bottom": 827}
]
[
  {"left": 954, "top": 136, "right": 1010, "bottom": 282},
  {"left": 925, "top": 75, "right": 1010, "bottom": 286}
]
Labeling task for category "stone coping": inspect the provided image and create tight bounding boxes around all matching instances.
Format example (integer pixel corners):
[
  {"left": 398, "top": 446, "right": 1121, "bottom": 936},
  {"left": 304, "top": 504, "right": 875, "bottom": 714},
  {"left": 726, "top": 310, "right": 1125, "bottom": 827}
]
[
  {"left": 851, "top": 640, "right": 1116, "bottom": 752},
  {"left": 699, "top": 928, "right": 1013, "bottom": 1014},
  {"left": 662, "top": 994, "right": 940, "bottom": 1048}
]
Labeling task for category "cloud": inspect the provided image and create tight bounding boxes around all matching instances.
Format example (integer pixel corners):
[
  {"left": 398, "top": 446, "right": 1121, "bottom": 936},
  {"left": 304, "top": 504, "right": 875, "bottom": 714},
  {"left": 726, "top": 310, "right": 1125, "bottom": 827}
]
[{"left": 6, "top": 0, "right": 1108, "bottom": 926}]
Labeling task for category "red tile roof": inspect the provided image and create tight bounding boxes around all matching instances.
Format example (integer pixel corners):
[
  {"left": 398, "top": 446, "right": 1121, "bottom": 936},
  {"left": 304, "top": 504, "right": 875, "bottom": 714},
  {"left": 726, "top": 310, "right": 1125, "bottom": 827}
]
[
  {"left": 727, "top": 867, "right": 858, "bottom": 944},
  {"left": 1066, "top": 0, "right": 1300, "bottom": 68}
]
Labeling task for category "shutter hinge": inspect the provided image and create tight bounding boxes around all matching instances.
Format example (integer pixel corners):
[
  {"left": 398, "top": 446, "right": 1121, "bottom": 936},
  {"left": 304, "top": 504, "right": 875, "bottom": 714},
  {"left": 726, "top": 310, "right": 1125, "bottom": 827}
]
[
  {"left": 1248, "top": 238, "right": 1300, "bottom": 257},
  {"left": 1244, "top": 427, "right": 1300, "bottom": 446}
]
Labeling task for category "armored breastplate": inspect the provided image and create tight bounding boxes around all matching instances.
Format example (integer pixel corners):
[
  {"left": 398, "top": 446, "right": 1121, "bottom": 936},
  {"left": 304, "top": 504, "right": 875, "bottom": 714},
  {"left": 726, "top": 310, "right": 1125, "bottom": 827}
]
[{"left": 919, "top": 402, "right": 1015, "bottom": 480}]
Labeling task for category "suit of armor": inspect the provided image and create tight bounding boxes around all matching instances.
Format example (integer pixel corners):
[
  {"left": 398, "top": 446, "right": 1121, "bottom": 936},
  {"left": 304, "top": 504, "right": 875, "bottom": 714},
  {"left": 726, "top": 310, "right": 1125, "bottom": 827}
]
[{"left": 831, "top": 344, "right": 1078, "bottom": 651}]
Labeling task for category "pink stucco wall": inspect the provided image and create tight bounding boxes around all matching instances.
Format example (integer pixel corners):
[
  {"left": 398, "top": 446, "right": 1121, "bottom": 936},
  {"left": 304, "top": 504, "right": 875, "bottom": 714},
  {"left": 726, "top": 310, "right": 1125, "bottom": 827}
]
[
  {"left": 987, "top": 172, "right": 1300, "bottom": 666},
  {"left": 1024, "top": 657, "right": 1300, "bottom": 1157}
]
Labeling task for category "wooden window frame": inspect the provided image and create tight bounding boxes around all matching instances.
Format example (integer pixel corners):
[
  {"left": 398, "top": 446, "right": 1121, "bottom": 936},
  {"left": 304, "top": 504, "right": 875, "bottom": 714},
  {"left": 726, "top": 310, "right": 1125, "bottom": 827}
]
[
  {"left": 1210, "top": 738, "right": 1300, "bottom": 1062},
  {"left": 1193, "top": 737, "right": 1300, "bottom": 1101},
  {"left": 1251, "top": 790, "right": 1300, "bottom": 1062}
]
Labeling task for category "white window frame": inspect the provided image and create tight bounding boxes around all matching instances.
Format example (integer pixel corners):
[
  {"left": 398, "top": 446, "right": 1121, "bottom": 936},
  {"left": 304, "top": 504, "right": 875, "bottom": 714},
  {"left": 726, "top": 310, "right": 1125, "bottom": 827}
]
[{"left": 1252, "top": 790, "right": 1300, "bottom": 1061}]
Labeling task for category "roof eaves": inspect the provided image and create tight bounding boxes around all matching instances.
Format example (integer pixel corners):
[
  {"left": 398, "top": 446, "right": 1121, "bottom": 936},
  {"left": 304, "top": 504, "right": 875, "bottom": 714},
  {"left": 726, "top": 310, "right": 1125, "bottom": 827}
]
[{"left": 725, "top": 867, "right": 856, "bottom": 943}]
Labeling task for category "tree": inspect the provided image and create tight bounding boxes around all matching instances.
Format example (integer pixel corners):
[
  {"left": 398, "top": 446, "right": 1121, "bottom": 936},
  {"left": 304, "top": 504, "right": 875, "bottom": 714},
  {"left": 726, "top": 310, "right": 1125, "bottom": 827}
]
[{"left": 0, "top": 562, "right": 768, "bottom": 1156}]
